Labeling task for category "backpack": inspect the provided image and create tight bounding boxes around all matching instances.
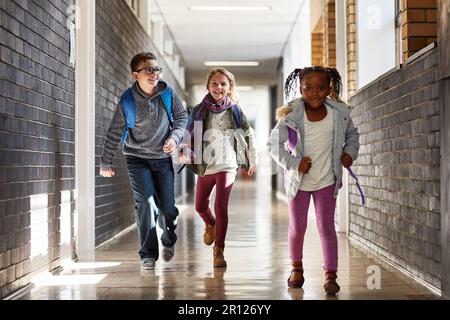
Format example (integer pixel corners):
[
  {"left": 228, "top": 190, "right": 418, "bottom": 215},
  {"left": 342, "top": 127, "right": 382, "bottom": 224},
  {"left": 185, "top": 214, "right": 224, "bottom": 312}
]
[{"left": 120, "top": 86, "right": 174, "bottom": 144}]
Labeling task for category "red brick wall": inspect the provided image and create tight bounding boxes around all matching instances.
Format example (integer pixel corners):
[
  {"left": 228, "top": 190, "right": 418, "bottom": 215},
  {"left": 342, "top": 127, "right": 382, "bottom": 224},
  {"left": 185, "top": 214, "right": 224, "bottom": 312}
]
[
  {"left": 347, "top": 0, "right": 357, "bottom": 95},
  {"left": 401, "top": 0, "right": 437, "bottom": 62},
  {"left": 312, "top": 32, "right": 324, "bottom": 66},
  {"left": 324, "top": 0, "right": 336, "bottom": 67}
]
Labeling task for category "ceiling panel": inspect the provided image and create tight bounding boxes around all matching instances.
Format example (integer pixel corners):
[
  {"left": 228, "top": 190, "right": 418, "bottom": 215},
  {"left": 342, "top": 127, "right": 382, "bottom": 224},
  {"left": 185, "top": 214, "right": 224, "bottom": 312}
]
[{"left": 153, "top": 0, "right": 306, "bottom": 86}]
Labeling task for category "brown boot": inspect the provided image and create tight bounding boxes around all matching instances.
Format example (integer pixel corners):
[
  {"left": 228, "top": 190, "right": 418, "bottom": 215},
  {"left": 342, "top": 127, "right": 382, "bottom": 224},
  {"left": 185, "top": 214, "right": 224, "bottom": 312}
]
[
  {"left": 213, "top": 246, "right": 227, "bottom": 268},
  {"left": 204, "top": 224, "right": 215, "bottom": 245},
  {"left": 287, "top": 261, "right": 304, "bottom": 288},
  {"left": 324, "top": 271, "right": 340, "bottom": 294}
]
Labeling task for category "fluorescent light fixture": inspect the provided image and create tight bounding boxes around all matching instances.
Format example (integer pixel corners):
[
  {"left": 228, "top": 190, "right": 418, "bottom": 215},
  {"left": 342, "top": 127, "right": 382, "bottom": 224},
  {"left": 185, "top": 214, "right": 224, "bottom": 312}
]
[
  {"left": 189, "top": 6, "right": 271, "bottom": 12},
  {"left": 204, "top": 61, "right": 260, "bottom": 67}
]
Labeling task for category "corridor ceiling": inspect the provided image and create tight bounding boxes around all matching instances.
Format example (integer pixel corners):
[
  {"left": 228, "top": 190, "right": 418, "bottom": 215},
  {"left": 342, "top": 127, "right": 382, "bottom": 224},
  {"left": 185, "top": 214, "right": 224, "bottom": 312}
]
[{"left": 152, "top": 0, "right": 306, "bottom": 86}]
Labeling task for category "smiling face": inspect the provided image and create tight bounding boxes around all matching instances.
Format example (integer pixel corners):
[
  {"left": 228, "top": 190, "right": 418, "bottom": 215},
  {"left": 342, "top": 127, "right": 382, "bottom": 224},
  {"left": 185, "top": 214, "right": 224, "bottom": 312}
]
[
  {"left": 132, "top": 59, "right": 160, "bottom": 94},
  {"left": 300, "top": 72, "right": 331, "bottom": 109},
  {"left": 207, "top": 72, "right": 232, "bottom": 102}
]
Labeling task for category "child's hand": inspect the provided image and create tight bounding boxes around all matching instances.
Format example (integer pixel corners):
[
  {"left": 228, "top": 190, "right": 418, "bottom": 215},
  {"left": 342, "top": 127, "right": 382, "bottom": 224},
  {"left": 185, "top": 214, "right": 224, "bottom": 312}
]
[
  {"left": 298, "top": 157, "right": 312, "bottom": 174},
  {"left": 179, "top": 150, "right": 190, "bottom": 164},
  {"left": 100, "top": 167, "right": 115, "bottom": 177},
  {"left": 163, "top": 138, "right": 176, "bottom": 154},
  {"left": 341, "top": 152, "right": 353, "bottom": 168},
  {"left": 178, "top": 143, "right": 192, "bottom": 164},
  {"left": 247, "top": 166, "right": 256, "bottom": 176}
]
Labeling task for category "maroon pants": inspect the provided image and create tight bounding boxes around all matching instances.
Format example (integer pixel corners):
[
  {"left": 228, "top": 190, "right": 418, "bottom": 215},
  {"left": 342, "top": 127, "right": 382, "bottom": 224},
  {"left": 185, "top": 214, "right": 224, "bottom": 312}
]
[{"left": 195, "top": 172, "right": 236, "bottom": 248}]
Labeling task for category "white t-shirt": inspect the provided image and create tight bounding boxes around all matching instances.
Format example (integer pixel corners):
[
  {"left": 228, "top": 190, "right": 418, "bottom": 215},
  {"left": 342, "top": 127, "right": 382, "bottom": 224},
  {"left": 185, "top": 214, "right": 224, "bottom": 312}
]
[
  {"left": 299, "top": 105, "right": 335, "bottom": 191},
  {"left": 204, "top": 110, "right": 238, "bottom": 175}
]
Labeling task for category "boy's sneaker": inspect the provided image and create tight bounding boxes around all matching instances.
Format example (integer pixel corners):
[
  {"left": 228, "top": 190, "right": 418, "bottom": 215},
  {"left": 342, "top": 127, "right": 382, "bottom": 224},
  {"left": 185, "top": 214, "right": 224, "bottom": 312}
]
[
  {"left": 140, "top": 258, "right": 155, "bottom": 270},
  {"left": 162, "top": 246, "right": 175, "bottom": 262}
]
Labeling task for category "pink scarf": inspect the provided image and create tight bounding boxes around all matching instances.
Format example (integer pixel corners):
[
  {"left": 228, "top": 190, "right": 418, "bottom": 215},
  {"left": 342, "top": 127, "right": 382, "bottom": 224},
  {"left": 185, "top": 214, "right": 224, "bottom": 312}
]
[{"left": 201, "top": 94, "right": 234, "bottom": 113}]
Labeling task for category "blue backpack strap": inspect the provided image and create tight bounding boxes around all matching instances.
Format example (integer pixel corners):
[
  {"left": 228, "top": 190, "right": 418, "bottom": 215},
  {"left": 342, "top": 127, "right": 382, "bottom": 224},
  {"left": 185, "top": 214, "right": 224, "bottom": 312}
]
[
  {"left": 160, "top": 87, "right": 173, "bottom": 126},
  {"left": 120, "top": 87, "right": 136, "bottom": 144},
  {"left": 231, "top": 104, "right": 243, "bottom": 129}
]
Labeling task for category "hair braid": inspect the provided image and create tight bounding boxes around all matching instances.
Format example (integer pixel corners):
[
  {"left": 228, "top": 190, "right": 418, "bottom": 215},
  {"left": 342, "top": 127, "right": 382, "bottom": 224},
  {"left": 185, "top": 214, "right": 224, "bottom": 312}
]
[
  {"left": 284, "top": 68, "right": 302, "bottom": 102},
  {"left": 326, "top": 67, "right": 343, "bottom": 102}
]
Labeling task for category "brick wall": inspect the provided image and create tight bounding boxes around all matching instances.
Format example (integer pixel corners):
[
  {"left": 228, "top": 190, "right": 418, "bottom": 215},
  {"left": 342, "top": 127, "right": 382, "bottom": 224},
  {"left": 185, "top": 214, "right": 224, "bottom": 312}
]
[
  {"left": 311, "top": 32, "right": 324, "bottom": 66},
  {"left": 348, "top": 50, "right": 441, "bottom": 289},
  {"left": 347, "top": 0, "right": 357, "bottom": 95},
  {"left": 95, "top": 0, "right": 187, "bottom": 246},
  {"left": 324, "top": 0, "right": 336, "bottom": 67},
  {"left": 401, "top": 0, "right": 437, "bottom": 62},
  {"left": 0, "top": 0, "right": 75, "bottom": 298},
  {"left": 310, "top": 0, "right": 335, "bottom": 68},
  {"left": 438, "top": 0, "right": 450, "bottom": 299}
]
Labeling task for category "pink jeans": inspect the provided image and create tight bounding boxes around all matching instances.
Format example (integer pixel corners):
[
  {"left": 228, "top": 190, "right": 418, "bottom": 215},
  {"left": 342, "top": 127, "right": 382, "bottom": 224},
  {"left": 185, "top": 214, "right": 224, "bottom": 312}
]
[
  {"left": 195, "top": 172, "right": 236, "bottom": 248},
  {"left": 288, "top": 184, "right": 338, "bottom": 272}
]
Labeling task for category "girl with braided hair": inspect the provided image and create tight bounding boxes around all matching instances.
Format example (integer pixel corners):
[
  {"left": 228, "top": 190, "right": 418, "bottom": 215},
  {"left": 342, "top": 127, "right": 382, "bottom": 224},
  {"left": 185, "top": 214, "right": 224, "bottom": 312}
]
[{"left": 267, "top": 66, "right": 360, "bottom": 294}]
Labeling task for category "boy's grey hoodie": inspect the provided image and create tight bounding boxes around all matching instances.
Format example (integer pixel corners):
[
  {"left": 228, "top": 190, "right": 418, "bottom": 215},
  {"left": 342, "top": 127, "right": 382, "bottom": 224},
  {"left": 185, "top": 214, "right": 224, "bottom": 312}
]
[{"left": 100, "top": 80, "right": 188, "bottom": 170}]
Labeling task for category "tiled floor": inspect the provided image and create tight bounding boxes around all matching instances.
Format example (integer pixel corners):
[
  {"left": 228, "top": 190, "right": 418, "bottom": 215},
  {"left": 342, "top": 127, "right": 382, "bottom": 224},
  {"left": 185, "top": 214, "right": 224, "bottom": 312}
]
[{"left": 21, "top": 174, "right": 440, "bottom": 300}]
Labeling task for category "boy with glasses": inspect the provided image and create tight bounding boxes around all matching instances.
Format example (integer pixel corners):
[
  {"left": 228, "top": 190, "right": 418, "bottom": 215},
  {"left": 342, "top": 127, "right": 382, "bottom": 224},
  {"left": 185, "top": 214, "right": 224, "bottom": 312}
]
[{"left": 100, "top": 52, "right": 188, "bottom": 270}]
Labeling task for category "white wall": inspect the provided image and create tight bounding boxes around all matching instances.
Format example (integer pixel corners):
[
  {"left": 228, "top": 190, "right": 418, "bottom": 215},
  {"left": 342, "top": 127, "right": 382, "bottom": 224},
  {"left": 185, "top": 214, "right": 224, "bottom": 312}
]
[
  {"left": 237, "top": 87, "right": 270, "bottom": 155},
  {"left": 282, "top": 0, "right": 311, "bottom": 103},
  {"left": 75, "top": 0, "right": 96, "bottom": 253},
  {"left": 356, "top": 0, "right": 396, "bottom": 88},
  {"left": 335, "top": 0, "right": 349, "bottom": 234}
]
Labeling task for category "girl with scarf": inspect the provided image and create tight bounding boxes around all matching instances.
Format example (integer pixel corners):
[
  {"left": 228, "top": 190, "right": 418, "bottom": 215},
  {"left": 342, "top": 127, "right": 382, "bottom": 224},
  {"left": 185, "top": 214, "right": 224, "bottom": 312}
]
[{"left": 179, "top": 68, "right": 257, "bottom": 268}]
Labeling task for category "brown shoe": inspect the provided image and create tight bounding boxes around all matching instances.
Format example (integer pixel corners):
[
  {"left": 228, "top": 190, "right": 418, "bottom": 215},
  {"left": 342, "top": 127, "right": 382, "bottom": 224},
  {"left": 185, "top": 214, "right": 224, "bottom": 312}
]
[
  {"left": 324, "top": 271, "right": 340, "bottom": 295},
  {"left": 204, "top": 224, "right": 215, "bottom": 246},
  {"left": 213, "top": 246, "right": 227, "bottom": 268},
  {"left": 287, "top": 261, "right": 304, "bottom": 288}
]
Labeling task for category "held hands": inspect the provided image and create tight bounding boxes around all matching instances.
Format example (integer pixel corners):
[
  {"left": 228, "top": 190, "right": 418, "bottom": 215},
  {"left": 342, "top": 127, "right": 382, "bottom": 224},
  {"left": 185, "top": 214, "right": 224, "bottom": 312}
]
[
  {"left": 100, "top": 168, "right": 115, "bottom": 177},
  {"left": 247, "top": 166, "right": 256, "bottom": 176},
  {"left": 163, "top": 138, "right": 176, "bottom": 154},
  {"left": 178, "top": 143, "right": 192, "bottom": 164},
  {"left": 341, "top": 152, "right": 353, "bottom": 168},
  {"left": 298, "top": 156, "right": 312, "bottom": 174},
  {"left": 179, "top": 150, "right": 190, "bottom": 164}
]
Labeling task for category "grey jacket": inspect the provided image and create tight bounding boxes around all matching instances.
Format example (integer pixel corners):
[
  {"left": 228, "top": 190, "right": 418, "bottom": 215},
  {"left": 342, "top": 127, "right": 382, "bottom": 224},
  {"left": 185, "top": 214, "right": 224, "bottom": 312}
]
[
  {"left": 100, "top": 80, "right": 188, "bottom": 170},
  {"left": 267, "top": 98, "right": 360, "bottom": 200}
]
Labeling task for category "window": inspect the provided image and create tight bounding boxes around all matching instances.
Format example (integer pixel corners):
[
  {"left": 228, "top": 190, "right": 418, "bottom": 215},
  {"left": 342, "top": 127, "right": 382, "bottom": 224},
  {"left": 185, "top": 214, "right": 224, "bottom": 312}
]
[{"left": 356, "top": 0, "right": 396, "bottom": 88}]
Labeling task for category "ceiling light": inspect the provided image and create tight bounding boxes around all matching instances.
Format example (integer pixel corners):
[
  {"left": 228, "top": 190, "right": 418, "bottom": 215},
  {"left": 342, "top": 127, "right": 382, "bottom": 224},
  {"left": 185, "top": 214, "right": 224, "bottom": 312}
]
[
  {"left": 189, "top": 6, "right": 271, "bottom": 12},
  {"left": 204, "top": 61, "right": 260, "bottom": 67}
]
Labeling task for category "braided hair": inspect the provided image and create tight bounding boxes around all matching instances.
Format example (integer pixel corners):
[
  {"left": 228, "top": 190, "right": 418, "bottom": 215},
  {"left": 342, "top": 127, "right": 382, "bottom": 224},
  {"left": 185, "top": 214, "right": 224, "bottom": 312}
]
[{"left": 284, "top": 66, "right": 343, "bottom": 103}]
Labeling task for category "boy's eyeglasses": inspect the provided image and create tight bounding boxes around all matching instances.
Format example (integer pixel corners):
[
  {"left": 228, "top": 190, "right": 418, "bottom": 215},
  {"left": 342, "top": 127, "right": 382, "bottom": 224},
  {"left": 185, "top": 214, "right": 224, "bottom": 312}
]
[{"left": 135, "top": 67, "right": 163, "bottom": 75}]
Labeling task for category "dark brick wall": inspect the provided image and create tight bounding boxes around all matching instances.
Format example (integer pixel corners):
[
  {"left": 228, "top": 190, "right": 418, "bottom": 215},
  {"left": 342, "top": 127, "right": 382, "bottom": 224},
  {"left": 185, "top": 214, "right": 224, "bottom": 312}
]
[
  {"left": 438, "top": 0, "right": 450, "bottom": 299},
  {"left": 349, "top": 49, "right": 441, "bottom": 289},
  {"left": 95, "top": 0, "right": 187, "bottom": 246},
  {"left": 0, "top": 0, "right": 75, "bottom": 298}
]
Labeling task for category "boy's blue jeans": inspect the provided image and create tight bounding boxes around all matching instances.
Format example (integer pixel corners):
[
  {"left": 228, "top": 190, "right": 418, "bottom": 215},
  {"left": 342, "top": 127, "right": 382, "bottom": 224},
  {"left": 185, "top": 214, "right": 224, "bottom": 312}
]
[{"left": 125, "top": 156, "right": 179, "bottom": 261}]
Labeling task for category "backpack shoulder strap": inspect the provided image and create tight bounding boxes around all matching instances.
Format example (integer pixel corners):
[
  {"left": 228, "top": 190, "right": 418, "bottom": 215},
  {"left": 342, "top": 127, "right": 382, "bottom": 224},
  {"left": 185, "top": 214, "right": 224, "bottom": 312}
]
[
  {"left": 120, "top": 87, "right": 136, "bottom": 129},
  {"left": 160, "top": 87, "right": 173, "bottom": 125},
  {"left": 287, "top": 126, "right": 297, "bottom": 152},
  {"left": 119, "top": 87, "right": 136, "bottom": 144},
  {"left": 231, "top": 104, "right": 243, "bottom": 129}
]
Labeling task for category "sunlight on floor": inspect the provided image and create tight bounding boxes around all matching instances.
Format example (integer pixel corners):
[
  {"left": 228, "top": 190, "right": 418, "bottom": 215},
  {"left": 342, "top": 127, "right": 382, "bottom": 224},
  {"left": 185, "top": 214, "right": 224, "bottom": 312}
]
[
  {"left": 33, "top": 273, "right": 108, "bottom": 286},
  {"left": 61, "top": 261, "right": 122, "bottom": 270}
]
